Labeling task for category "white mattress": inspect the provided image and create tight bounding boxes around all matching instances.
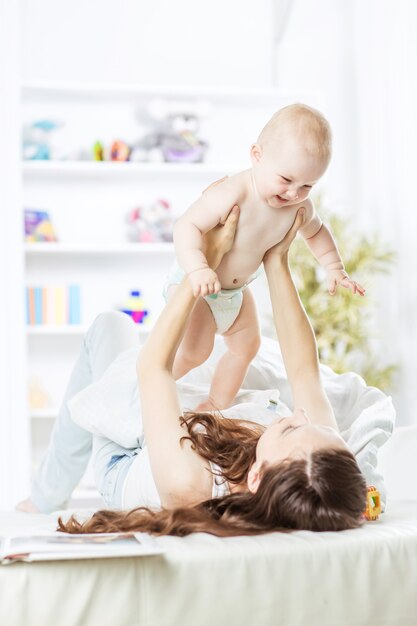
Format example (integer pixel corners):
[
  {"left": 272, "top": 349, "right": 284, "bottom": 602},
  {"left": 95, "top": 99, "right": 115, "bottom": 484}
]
[{"left": 1, "top": 501, "right": 417, "bottom": 626}]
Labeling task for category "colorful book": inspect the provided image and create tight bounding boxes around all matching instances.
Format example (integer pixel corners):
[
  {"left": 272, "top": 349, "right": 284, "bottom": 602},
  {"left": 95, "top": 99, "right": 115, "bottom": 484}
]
[
  {"left": 33, "top": 287, "right": 43, "bottom": 325},
  {"left": 45, "top": 287, "right": 56, "bottom": 325},
  {"left": 55, "top": 287, "right": 67, "bottom": 325},
  {"left": 26, "top": 285, "right": 82, "bottom": 325},
  {"left": 68, "top": 285, "right": 81, "bottom": 325},
  {"left": 26, "top": 287, "right": 35, "bottom": 325}
]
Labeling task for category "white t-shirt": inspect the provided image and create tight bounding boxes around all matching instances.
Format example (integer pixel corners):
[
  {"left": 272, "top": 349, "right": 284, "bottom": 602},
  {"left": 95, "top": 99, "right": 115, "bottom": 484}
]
[{"left": 121, "top": 447, "right": 230, "bottom": 510}]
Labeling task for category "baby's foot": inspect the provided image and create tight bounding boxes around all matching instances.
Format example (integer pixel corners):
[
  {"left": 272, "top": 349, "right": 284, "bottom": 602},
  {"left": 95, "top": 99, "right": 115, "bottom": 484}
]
[{"left": 15, "top": 498, "right": 40, "bottom": 514}]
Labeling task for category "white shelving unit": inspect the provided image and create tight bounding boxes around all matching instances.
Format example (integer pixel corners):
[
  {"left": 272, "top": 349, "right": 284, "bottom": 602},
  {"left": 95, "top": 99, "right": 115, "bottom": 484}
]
[
  {"left": 24, "top": 242, "right": 174, "bottom": 254},
  {"left": 26, "top": 325, "right": 88, "bottom": 335},
  {"left": 22, "top": 81, "right": 297, "bottom": 502},
  {"left": 23, "top": 161, "right": 240, "bottom": 176},
  {"left": 30, "top": 408, "right": 60, "bottom": 419},
  {"left": 22, "top": 80, "right": 299, "bottom": 104},
  {"left": 26, "top": 324, "right": 151, "bottom": 335}
]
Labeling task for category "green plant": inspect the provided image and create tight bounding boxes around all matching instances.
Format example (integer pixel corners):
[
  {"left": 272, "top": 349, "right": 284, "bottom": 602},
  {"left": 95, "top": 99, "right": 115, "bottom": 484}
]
[{"left": 268, "top": 199, "right": 397, "bottom": 391}]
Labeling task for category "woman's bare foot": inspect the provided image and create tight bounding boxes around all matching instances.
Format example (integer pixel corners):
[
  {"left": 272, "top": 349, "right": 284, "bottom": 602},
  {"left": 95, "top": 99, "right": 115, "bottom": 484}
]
[{"left": 15, "top": 498, "right": 40, "bottom": 513}]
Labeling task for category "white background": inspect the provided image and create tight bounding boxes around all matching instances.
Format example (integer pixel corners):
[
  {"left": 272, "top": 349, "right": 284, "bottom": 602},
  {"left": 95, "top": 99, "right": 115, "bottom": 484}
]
[{"left": 1, "top": 0, "right": 416, "bottom": 508}]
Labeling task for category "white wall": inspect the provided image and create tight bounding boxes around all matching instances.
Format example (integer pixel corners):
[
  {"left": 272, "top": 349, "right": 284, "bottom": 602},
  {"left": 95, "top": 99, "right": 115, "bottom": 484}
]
[
  {"left": 274, "top": 0, "right": 417, "bottom": 425},
  {"left": 17, "top": 0, "right": 296, "bottom": 504},
  {"left": 0, "top": 0, "right": 31, "bottom": 509},
  {"left": 17, "top": 0, "right": 415, "bottom": 436},
  {"left": 20, "top": 0, "right": 275, "bottom": 88},
  {"left": 274, "top": 0, "right": 356, "bottom": 211}
]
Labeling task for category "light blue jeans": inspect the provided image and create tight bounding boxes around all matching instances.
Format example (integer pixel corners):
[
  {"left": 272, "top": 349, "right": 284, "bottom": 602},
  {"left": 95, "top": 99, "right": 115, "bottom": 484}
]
[{"left": 31, "top": 312, "right": 141, "bottom": 513}]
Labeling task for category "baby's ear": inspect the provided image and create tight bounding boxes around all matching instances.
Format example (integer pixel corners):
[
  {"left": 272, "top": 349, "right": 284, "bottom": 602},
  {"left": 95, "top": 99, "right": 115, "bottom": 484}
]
[
  {"left": 247, "top": 462, "right": 262, "bottom": 493},
  {"left": 250, "top": 143, "right": 262, "bottom": 164}
]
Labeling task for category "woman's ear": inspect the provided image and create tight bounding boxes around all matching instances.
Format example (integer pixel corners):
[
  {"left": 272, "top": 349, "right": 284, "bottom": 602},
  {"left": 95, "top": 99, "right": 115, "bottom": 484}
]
[
  {"left": 250, "top": 143, "right": 262, "bottom": 165},
  {"left": 247, "top": 462, "right": 261, "bottom": 494}
]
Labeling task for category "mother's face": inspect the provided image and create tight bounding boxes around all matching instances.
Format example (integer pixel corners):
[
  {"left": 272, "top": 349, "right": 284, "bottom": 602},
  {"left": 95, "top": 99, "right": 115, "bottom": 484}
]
[{"left": 247, "top": 408, "right": 348, "bottom": 493}]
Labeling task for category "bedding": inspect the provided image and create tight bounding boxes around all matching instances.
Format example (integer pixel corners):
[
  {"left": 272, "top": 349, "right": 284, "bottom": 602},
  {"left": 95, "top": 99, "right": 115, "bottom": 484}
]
[
  {"left": 2, "top": 427, "right": 416, "bottom": 626},
  {"left": 2, "top": 498, "right": 417, "bottom": 626},
  {"left": 3, "top": 337, "right": 402, "bottom": 626}
]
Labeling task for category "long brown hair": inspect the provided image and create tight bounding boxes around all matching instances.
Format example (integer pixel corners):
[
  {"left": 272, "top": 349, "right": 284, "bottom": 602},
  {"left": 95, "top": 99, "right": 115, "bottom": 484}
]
[{"left": 58, "top": 412, "right": 367, "bottom": 537}]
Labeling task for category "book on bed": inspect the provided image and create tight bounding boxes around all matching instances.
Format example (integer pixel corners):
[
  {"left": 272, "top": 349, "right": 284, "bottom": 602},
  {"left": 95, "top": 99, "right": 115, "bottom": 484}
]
[{"left": 0, "top": 532, "right": 163, "bottom": 564}]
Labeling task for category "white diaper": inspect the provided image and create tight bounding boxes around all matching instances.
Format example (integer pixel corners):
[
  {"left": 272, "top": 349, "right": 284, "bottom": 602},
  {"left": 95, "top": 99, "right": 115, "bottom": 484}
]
[{"left": 163, "top": 263, "right": 261, "bottom": 334}]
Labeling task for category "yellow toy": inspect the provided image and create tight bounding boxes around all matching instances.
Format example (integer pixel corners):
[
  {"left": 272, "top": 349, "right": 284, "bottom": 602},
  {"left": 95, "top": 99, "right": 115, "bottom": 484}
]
[{"left": 364, "top": 486, "right": 381, "bottom": 521}]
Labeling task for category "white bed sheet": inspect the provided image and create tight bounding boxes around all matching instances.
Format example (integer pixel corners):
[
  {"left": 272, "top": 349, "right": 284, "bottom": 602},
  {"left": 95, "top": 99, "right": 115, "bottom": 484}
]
[{"left": 2, "top": 501, "right": 417, "bottom": 626}]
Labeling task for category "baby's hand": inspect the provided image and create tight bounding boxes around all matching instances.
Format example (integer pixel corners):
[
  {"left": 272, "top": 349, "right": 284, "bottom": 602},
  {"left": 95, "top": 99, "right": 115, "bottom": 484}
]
[
  {"left": 327, "top": 269, "right": 366, "bottom": 296},
  {"left": 188, "top": 267, "right": 221, "bottom": 297}
]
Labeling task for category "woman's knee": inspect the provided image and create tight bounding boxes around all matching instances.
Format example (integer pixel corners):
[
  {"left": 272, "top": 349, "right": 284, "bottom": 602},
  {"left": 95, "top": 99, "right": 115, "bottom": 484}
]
[
  {"left": 88, "top": 311, "right": 134, "bottom": 342},
  {"left": 93, "top": 311, "right": 134, "bottom": 331}
]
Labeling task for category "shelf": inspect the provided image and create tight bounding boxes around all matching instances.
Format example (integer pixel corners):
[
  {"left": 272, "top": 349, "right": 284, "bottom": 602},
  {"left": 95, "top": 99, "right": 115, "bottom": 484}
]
[
  {"left": 26, "top": 325, "right": 88, "bottom": 335},
  {"left": 22, "top": 160, "right": 241, "bottom": 177},
  {"left": 24, "top": 242, "right": 175, "bottom": 254},
  {"left": 26, "top": 324, "right": 151, "bottom": 335},
  {"left": 21, "top": 81, "right": 297, "bottom": 106},
  {"left": 30, "top": 408, "right": 58, "bottom": 419}
]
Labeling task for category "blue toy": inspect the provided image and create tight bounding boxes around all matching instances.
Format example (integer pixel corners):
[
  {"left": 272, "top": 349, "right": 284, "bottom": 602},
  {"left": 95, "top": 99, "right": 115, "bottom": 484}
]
[
  {"left": 22, "top": 120, "right": 62, "bottom": 161},
  {"left": 119, "top": 290, "right": 149, "bottom": 324}
]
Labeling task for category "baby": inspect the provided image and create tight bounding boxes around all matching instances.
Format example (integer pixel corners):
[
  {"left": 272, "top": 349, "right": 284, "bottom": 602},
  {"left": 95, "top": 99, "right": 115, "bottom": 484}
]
[{"left": 164, "top": 103, "right": 365, "bottom": 411}]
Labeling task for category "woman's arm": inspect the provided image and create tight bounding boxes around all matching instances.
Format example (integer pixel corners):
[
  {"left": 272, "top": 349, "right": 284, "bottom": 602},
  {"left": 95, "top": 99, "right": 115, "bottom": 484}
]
[
  {"left": 263, "top": 209, "right": 338, "bottom": 430},
  {"left": 137, "top": 207, "right": 240, "bottom": 508}
]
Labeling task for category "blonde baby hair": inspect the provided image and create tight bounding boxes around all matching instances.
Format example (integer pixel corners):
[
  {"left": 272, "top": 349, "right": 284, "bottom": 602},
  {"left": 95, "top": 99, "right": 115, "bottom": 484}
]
[{"left": 257, "top": 103, "right": 332, "bottom": 162}]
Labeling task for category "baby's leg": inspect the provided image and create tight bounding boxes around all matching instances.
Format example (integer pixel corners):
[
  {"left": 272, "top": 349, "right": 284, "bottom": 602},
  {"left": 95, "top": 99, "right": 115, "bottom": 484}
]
[
  {"left": 198, "top": 288, "right": 261, "bottom": 411},
  {"left": 166, "top": 285, "right": 216, "bottom": 380}
]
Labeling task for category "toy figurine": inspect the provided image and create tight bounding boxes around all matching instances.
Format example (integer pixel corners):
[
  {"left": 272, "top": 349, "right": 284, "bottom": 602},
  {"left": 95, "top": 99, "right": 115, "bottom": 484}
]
[
  {"left": 28, "top": 375, "right": 51, "bottom": 410},
  {"left": 131, "top": 98, "right": 210, "bottom": 163},
  {"left": 110, "top": 140, "right": 131, "bottom": 162},
  {"left": 126, "top": 198, "right": 174, "bottom": 243},
  {"left": 22, "top": 120, "right": 62, "bottom": 161},
  {"left": 364, "top": 486, "right": 381, "bottom": 521},
  {"left": 161, "top": 112, "right": 207, "bottom": 163},
  {"left": 93, "top": 141, "right": 104, "bottom": 161},
  {"left": 119, "top": 290, "right": 148, "bottom": 324}
]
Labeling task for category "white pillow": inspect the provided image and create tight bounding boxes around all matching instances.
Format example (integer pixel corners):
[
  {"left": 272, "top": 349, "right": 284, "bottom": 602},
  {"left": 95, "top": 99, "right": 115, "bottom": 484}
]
[{"left": 377, "top": 426, "right": 417, "bottom": 501}]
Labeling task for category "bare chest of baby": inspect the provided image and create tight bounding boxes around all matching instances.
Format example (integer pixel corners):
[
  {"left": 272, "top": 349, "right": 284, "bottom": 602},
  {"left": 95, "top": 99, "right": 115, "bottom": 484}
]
[{"left": 216, "top": 196, "right": 301, "bottom": 290}]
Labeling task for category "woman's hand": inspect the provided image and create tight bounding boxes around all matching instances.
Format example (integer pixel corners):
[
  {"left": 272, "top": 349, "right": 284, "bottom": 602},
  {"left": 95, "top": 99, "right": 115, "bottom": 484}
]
[
  {"left": 203, "top": 205, "right": 240, "bottom": 271},
  {"left": 187, "top": 203, "right": 240, "bottom": 296},
  {"left": 263, "top": 207, "right": 305, "bottom": 267}
]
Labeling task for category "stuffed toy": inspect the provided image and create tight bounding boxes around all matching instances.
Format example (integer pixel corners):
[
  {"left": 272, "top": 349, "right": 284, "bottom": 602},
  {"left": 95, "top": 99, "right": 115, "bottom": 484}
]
[
  {"left": 22, "top": 120, "right": 63, "bottom": 160},
  {"left": 126, "top": 198, "right": 174, "bottom": 243},
  {"left": 131, "top": 99, "right": 210, "bottom": 163}
]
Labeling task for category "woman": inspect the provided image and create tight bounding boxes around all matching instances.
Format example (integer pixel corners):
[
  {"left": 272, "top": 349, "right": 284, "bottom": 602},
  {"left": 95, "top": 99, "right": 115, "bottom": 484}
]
[{"left": 19, "top": 207, "right": 367, "bottom": 534}]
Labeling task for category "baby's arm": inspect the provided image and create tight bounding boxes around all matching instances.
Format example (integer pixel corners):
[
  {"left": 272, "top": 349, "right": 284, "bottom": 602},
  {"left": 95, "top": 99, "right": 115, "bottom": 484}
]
[
  {"left": 299, "top": 200, "right": 365, "bottom": 296},
  {"left": 174, "top": 177, "right": 242, "bottom": 296}
]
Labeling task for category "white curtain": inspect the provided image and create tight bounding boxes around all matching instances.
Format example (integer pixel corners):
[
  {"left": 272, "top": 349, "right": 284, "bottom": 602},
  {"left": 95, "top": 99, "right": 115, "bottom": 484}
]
[
  {"left": 351, "top": 0, "right": 417, "bottom": 424},
  {"left": 275, "top": 0, "right": 417, "bottom": 424},
  {"left": 0, "top": 0, "right": 31, "bottom": 508}
]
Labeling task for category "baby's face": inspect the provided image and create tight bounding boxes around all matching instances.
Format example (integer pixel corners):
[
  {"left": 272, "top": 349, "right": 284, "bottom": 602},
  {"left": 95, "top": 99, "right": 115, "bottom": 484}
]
[{"left": 251, "top": 134, "right": 328, "bottom": 209}]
